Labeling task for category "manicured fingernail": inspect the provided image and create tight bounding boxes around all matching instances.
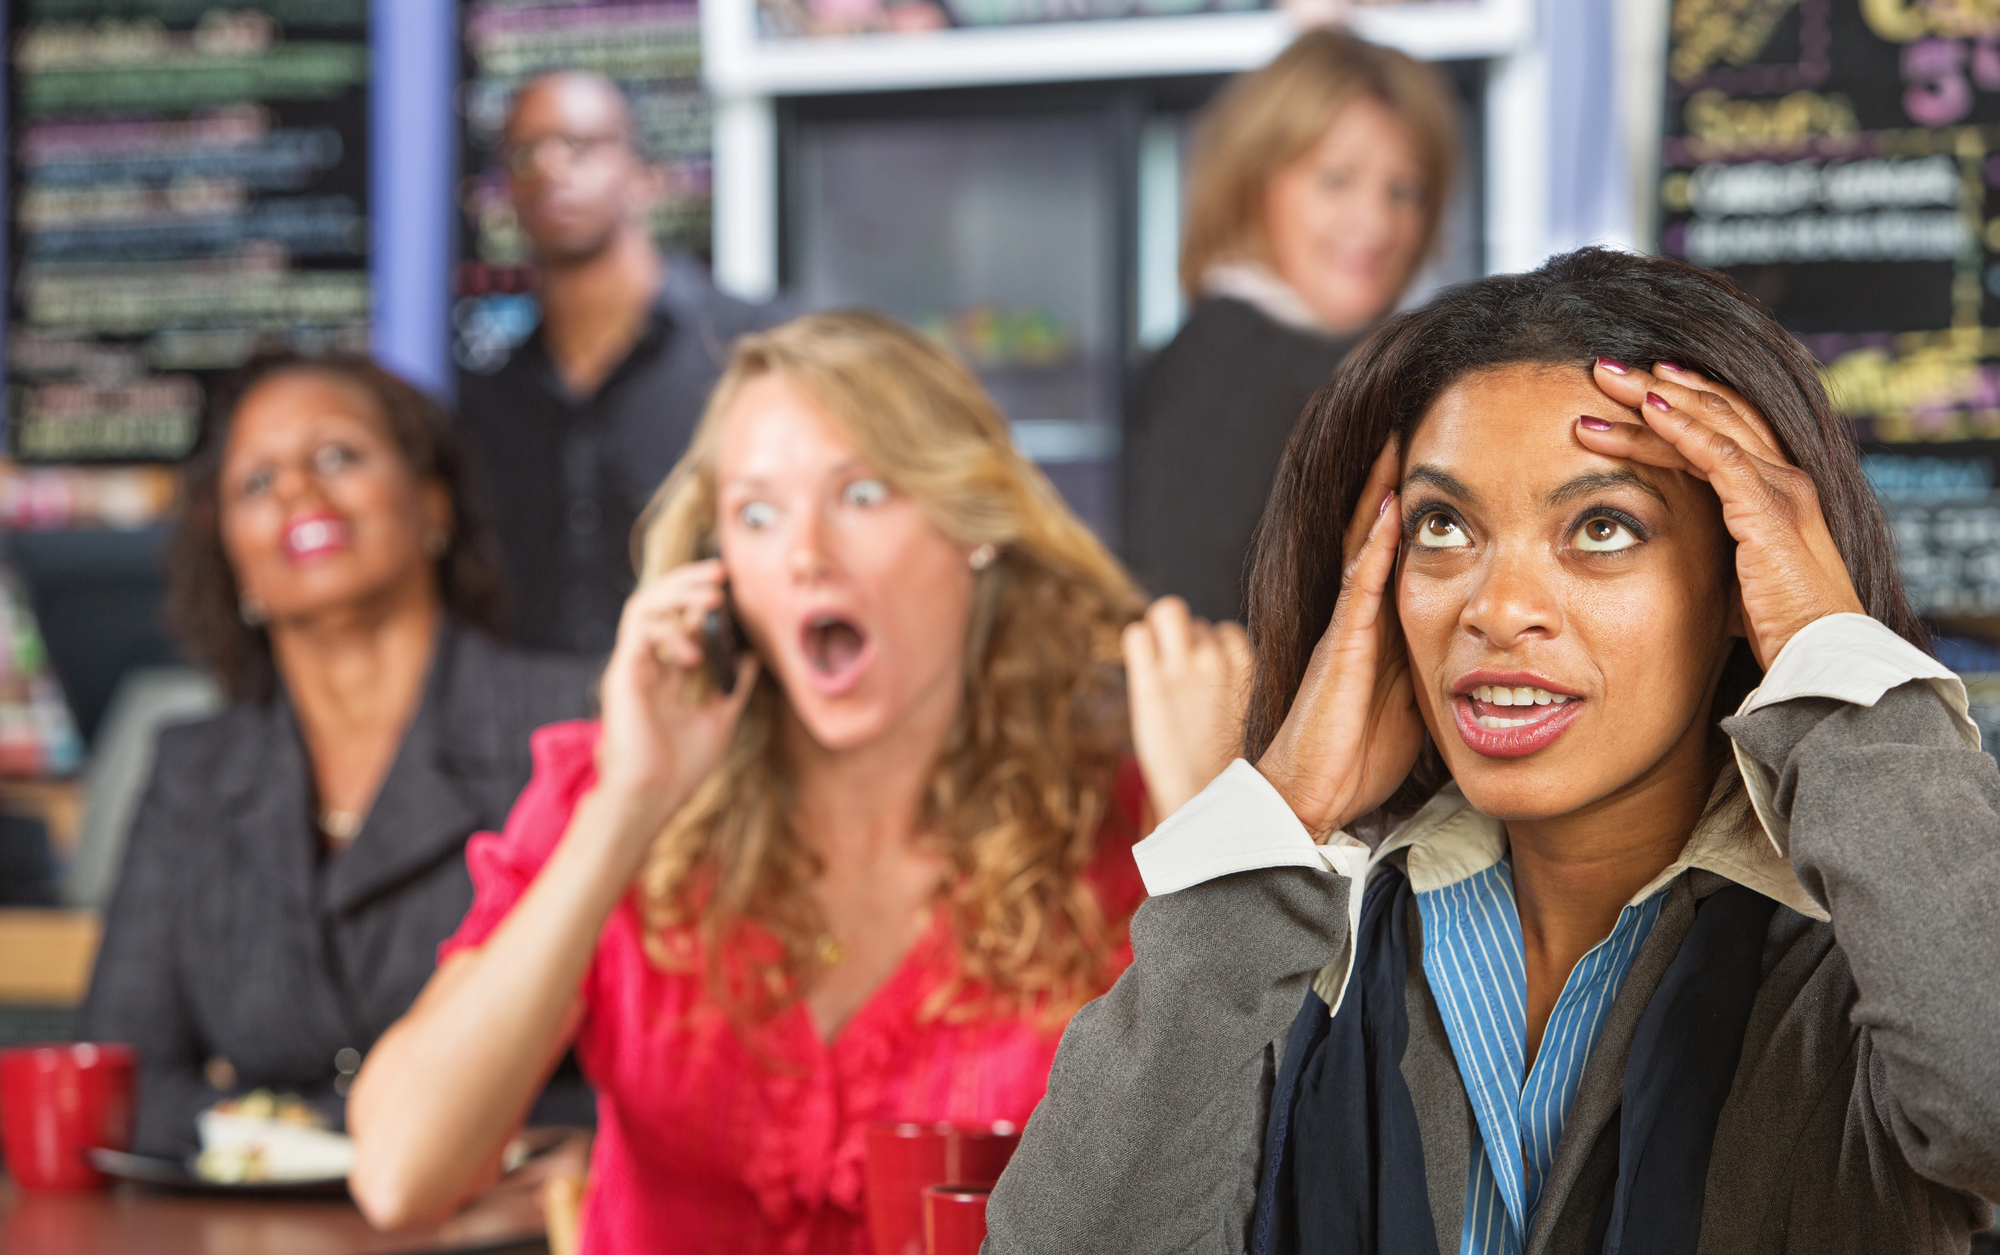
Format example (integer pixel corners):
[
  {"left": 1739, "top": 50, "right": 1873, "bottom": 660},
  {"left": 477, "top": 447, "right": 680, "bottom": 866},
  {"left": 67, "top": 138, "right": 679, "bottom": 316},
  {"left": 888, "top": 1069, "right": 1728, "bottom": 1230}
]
[
  {"left": 1596, "top": 357, "right": 1628, "bottom": 374},
  {"left": 1578, "top": 415, "right": 1614, "bottom": 431},
  {"left": 1645, "top": 391, "right": 1672, "bottom": 412},
  {"left": 1378, "top": 491, "right": 1395, "bottom": 517},
  {"left": 1656, "top": 361, "right": 1685, "bottom": 373}
]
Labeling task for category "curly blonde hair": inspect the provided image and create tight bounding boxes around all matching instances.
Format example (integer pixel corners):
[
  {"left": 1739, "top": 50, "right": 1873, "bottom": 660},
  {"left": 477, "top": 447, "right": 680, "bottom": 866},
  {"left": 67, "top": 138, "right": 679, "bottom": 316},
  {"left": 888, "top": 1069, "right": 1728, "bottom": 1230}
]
[{"left": 632, "top": 309, "right": 1147, "bottom": 1023}]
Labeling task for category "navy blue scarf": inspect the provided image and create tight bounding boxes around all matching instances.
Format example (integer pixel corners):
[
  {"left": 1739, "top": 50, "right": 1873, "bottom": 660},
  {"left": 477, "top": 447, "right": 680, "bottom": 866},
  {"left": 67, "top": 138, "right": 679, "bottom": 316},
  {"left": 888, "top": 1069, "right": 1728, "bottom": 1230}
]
[{"left": 1254, "top": 868, "right": 1777, "bottom": 1255}]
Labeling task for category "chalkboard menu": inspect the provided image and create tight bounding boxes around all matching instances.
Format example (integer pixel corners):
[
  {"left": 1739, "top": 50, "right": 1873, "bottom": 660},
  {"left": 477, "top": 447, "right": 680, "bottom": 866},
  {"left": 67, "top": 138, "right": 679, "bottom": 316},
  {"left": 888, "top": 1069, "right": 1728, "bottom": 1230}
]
[
  {"left": 4, "top": 0, "right": 371, "bottom": 463},
  {"left": 454, "top": 0, "right": 710, "bottom": 373},
  {"left": 1659, "top": 1, "right": 2000, "bottom": 623}
]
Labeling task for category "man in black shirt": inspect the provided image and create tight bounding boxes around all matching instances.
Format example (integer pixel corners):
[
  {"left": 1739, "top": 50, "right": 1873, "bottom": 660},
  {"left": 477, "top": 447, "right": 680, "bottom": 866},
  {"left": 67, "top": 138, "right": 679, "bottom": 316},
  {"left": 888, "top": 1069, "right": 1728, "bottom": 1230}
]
[{"left": 457, "top": 71, "right": 777, "bottom": 654}]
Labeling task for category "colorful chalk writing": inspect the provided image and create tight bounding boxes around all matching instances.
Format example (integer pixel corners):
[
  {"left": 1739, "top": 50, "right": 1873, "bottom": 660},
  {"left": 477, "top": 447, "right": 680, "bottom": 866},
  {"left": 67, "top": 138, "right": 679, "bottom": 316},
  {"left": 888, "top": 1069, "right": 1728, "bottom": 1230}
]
[
  {"left": 1662, "top": 0, "right": 2000, "bottom": 620},
  {"left": 5, "top": 1, "right": 371, "bottom": 463}
]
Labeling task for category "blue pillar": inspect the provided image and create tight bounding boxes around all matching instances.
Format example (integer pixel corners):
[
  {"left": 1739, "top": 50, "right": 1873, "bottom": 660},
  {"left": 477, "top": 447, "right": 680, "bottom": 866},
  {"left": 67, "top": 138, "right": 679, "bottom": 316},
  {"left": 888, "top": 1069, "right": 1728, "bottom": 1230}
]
[{"left": 371, "top": 0, "right": 457, "bottom": 399}]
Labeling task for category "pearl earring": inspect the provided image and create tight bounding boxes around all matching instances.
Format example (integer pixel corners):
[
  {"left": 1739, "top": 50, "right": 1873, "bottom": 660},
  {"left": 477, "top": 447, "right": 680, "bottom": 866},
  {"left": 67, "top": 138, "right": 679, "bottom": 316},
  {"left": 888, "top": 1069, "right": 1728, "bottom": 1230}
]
[
  {"left": 968, "top": 543, "right": 998, "bottom": 571},
  {"left": 239, "top": 595, "right": 268, "bottom": 627}
]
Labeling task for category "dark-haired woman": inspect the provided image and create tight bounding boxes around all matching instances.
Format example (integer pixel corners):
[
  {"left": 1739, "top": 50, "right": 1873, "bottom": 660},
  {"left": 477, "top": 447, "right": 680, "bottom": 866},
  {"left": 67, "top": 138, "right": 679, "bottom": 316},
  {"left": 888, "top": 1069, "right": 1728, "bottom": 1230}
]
[
  {"left": 988, "top": 249, "right": 2000, "bottom": 1254},
  {"left": 82, "top": 355, "right": 598, "bottom": 1157}
]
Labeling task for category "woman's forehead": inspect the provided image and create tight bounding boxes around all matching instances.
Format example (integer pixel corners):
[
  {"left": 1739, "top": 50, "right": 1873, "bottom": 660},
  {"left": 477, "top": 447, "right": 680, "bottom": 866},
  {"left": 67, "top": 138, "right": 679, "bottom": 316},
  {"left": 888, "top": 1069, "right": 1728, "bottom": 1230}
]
[
  {"left": 227, "top": 371, "right": 388, "bottom": 456},
  {"left": 1405, "top": 364, "right": 1635, "bottom": 479}
]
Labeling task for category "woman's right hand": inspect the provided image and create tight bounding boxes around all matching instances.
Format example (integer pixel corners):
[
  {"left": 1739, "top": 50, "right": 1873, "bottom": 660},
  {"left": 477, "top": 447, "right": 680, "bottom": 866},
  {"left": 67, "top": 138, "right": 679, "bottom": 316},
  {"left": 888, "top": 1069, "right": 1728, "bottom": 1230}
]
[
  {"left": 1255, "top": 440, "right": 1426, "bottom": 838},
  {"left": 593, "top": 559, "right": 758, "bottom": 815}
]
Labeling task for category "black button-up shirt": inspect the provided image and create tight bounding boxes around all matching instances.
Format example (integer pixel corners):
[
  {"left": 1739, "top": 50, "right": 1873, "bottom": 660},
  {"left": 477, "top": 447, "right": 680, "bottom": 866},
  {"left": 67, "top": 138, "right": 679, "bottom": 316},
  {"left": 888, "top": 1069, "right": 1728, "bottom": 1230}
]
[{"left": 456, "top": 259, "right": 781, "bottom": 655}]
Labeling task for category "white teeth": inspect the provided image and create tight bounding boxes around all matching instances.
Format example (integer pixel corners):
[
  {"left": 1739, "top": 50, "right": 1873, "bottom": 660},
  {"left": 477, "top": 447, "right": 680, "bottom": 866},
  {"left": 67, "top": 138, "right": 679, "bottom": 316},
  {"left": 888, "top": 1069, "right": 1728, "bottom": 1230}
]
[
  {"left": 1471, "top": 684, "right": 1572, "bottom": 706},
  {"left": 1477, "top": 715, "right": 1535, "bottom": 728}
]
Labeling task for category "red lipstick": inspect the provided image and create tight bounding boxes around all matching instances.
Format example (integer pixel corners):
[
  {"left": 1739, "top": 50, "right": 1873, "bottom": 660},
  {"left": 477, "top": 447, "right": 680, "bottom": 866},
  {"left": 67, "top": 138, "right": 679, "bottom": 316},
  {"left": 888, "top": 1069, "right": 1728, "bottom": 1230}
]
[
  {"left": 281, "top": 511, "right": 349, "bottom": 565},
  {"left": 1449, "top": 670, "right": 1585, "bottom": 759}
]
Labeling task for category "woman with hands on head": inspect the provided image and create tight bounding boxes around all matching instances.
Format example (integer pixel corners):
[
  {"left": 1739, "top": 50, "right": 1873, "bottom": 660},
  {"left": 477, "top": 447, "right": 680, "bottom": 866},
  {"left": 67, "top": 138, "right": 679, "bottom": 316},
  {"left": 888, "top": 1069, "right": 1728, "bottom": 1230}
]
[
  {"left": 346, "top": 311, "right": 1249, "bottom": 1253},
  {"left": 988, "top": 248, "right": 2000, "bottom": 1255}
]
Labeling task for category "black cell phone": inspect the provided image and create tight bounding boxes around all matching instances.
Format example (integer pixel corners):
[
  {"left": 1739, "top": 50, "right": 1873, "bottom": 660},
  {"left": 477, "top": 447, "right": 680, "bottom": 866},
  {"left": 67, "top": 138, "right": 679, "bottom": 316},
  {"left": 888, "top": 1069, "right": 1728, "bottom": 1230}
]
[{"left": 702, "top": 589, "right": 750, "bottom": 695}]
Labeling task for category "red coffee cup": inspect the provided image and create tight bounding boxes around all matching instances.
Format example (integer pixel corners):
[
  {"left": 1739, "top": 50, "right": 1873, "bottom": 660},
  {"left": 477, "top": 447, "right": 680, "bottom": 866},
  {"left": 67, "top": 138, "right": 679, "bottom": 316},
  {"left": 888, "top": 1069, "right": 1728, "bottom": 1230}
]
[
  {"left": 924, "top": 1183, "right": 991, "bottom": 1255},
  {"left": 0, "top": 1042, "right": 135, "bottom": 1190},
  {"left": 867, "top": 1121, "right": 953, "bottom": 1255},
  {"left": 944, "top": 1121, "right": 1018, "bottom": 1188}
]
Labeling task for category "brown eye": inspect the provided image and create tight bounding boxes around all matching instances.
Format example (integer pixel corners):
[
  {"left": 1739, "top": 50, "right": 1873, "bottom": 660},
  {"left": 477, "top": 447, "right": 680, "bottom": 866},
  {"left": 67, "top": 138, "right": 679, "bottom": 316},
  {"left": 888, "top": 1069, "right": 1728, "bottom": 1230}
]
[
  {"left": 1574, "top": 515, "right": 1638, "bottom": 552},
  {"left": 1415, "top": 512, "right": 1470, "bottom": 549}
]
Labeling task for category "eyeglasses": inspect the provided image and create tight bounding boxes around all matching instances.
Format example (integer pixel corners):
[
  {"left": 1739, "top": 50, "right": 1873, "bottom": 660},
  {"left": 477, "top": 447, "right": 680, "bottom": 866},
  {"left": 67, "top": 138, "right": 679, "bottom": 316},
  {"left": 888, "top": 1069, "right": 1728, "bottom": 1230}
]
[{"left": 501, "top": 132, "right": 627, "bottom": 178}]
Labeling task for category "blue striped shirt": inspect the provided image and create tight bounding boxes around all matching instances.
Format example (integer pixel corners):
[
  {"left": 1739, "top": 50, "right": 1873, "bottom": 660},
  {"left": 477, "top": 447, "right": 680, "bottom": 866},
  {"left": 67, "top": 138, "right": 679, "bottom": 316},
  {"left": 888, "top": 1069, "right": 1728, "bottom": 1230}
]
[{"left": 1416, "top": 857, "right": 1666, "bottom": 1255}]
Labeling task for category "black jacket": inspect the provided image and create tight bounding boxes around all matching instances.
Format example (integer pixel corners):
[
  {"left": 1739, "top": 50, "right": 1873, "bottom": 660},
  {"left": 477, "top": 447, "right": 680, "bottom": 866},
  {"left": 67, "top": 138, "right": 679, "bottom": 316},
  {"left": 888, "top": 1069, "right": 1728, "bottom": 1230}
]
[
  {"left": 81, "top": 621, "right": 598, "bottom": 1157},
  {"left": 1124, "top": 297, "right": 1357, "bottom": 622},
  {"left": 456, "top": 257, "right": 782, "bottom": 654}
]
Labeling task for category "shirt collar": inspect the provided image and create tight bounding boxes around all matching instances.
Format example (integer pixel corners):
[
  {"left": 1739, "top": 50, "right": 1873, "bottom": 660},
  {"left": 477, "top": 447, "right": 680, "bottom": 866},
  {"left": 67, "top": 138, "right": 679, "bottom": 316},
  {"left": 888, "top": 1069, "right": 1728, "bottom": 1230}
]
[
  {"left": 1355, "top": 767, "right": 1827, "bottom": 923},
  {"left": 1198, "top": 261, "right": 1337, "bottom": 336}
]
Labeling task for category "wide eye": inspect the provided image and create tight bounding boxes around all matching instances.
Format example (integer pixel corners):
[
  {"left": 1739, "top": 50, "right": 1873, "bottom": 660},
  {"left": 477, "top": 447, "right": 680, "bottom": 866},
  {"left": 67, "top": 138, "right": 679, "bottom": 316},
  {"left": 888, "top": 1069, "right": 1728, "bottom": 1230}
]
[
  {"left": 312, "top": 442, "right": 359, "bottom": 476},
  {"left": 843, "top": 478, "right": 888, "bottom": 508},
  {"left": 1574, "top": 515, "right": 1639, "bottom": 553},
  {"left": 739, "top": 500, "right": 777, "bottom": 530},
  {"left": 1415, "top": 511, "right": 1471, "bottom": 549}
]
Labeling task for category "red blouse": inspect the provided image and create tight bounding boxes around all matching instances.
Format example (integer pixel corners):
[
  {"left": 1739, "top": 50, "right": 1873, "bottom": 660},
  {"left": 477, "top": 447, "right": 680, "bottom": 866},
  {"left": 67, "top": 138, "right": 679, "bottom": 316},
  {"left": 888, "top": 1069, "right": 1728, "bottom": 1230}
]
[{"left": 441, "top": 721, "right": 1147, "bottom": 1255}]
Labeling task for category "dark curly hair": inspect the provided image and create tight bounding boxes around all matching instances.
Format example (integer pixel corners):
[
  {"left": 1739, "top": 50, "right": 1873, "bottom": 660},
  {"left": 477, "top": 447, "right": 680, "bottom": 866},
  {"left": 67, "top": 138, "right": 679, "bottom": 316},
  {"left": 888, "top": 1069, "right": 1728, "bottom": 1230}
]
[
  {"left": 1242, "top": 247, "right": 1925, "bottom": 816},
  {"left": 166, "top": 352, "right": 507, "bottom": 703}
]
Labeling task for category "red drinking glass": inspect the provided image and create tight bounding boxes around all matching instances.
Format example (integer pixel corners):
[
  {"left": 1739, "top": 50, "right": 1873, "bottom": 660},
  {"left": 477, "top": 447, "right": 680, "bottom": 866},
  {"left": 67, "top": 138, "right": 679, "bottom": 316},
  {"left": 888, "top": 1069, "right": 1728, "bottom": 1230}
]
[
  {"left": 923, "top": 1183, "right": 991, "bottom": 1255},
  {"left": 0, "top": 1043, "right": 135, "bottom": 1190}
]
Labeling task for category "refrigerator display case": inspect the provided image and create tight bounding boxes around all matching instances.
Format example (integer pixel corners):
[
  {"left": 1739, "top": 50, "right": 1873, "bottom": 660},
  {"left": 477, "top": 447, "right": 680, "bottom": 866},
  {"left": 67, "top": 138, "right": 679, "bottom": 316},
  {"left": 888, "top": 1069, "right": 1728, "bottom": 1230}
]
[{"left": 784, "top": 89, "right": 1130, "bottom": 533}]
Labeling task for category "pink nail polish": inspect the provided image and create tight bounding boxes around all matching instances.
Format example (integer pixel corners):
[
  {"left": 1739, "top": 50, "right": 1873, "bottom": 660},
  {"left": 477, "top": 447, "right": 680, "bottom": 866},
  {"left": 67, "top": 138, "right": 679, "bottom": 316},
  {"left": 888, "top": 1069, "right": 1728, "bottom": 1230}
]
[
  {"left": 1656, "top": 361, "right": 1685, "bottom": 373},
  {"left": 1646, "top": 391, "right": 1671, "bottom": 412},
  {"left": 1596, "top": 357, "right": 1628, "bottom": 374},
  {"left": 1578, "top": 415, "right": 1614, "bottom": 431},
  {"left": 1378, "top": 492, "right": 1395, "bottom": 516}
]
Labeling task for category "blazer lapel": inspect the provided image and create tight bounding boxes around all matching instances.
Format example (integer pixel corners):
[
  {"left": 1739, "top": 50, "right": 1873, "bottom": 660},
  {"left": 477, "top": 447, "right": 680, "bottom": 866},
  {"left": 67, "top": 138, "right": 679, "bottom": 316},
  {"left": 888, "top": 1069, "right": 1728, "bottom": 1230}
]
[
  {"left": 217, "top": 698, "right": 318, "bottom": 922},
  {"left": 320, "top": 622, "right": 495, "bottom": 917}
]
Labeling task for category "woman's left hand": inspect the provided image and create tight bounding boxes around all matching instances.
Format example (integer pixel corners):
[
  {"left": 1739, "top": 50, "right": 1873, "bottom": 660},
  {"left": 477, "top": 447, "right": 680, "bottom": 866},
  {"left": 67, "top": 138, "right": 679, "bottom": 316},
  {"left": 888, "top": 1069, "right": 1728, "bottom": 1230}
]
[
  {"left": 1582, "top": 359, "right": 1864, "bottom": 668},
  {"left": 1124, "top": 596, "right": 1253, "bottom": 822}
]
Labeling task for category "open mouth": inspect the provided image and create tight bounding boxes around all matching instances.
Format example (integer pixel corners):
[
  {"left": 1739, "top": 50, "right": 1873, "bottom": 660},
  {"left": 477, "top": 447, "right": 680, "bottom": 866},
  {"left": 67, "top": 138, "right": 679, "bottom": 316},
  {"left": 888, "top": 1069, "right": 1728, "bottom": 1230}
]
[
  {"left": 801, "top": 613, "right": 872, "bottom": 692},
  {"left": 1450, "top": 678, "right": 1585, "bottom": 758},
  {"left": 282, "top": 514, "right": 349, "bottom": 563},
  {"left": 1465, "top": 684, "right": 1572, "bottom": 729}
]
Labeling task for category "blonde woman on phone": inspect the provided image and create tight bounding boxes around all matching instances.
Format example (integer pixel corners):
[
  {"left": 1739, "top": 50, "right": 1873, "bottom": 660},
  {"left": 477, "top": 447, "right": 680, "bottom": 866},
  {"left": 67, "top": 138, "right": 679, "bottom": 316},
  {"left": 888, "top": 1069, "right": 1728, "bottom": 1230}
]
[{"left": 347, "top": 310, "right": 1248, "bottom": 1254}]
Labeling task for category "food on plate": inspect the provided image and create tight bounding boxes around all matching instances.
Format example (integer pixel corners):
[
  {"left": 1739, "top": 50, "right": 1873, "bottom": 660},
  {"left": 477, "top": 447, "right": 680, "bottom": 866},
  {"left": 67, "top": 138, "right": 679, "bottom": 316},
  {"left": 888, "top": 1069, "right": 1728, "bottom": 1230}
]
[{"left": 194, "top": 1089, "right": 355, "bottom": 1183}]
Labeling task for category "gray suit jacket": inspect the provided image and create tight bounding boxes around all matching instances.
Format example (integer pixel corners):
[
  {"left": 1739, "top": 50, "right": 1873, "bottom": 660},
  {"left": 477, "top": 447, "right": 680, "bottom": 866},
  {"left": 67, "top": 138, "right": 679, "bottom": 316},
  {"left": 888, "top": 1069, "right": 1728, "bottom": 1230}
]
[
  {"left": 986, "top": 681, "right": 2000, "bottom": 1253},
  {"left": 81, "top": 621, "right": 598, "bottom": 1156}
]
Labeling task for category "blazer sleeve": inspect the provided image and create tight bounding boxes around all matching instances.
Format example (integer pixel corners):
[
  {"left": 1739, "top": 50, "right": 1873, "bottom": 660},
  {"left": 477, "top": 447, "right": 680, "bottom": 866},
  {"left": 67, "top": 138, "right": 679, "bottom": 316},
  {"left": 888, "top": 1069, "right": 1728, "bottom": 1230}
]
[
  {"left": 1722, "top": 679, "right": 2000, "bottom": 1201},
  {"left": 984, "top": 865, "right": 1351, "bottom": 1255},
  {"left": 78, "top": 727, "right": 223, "bottom": 1158}
]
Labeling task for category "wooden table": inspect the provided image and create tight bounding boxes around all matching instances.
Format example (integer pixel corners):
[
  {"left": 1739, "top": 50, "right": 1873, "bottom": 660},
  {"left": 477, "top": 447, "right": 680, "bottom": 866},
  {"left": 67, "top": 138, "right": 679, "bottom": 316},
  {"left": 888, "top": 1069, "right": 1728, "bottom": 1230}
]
[{"left": 0, "top": 1137, "right": 584, "bottom": 1255}]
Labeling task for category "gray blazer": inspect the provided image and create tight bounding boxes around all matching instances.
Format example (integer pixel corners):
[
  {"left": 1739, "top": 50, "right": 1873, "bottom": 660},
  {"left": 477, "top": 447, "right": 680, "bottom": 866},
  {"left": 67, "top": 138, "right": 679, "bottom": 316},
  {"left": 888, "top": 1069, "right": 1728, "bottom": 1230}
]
[
  {"left": 81, "top": 621, "right": 598, "bottom": 1157},
  {"left": 986, "top": 681, "right": 2000, "bottom": 1253}
]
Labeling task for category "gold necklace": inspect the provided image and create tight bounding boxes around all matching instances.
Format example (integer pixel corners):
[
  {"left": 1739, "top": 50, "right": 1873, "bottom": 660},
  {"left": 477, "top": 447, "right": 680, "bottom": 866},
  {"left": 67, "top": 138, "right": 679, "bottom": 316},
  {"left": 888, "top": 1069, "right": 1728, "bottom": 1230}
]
[{"left": 814, "top": 933, "right": 847, "bottom": 966}]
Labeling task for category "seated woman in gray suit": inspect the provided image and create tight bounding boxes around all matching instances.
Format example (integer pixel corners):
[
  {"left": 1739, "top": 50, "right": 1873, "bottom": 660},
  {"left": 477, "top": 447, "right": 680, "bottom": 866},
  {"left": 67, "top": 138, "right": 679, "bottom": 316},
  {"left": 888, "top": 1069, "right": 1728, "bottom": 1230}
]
[
  {"left": 989, "top": 249, "right": 2000, "bottom": 1254},
  {"left": 82, "top": 354, "right": 598, "bottom": 1157}
]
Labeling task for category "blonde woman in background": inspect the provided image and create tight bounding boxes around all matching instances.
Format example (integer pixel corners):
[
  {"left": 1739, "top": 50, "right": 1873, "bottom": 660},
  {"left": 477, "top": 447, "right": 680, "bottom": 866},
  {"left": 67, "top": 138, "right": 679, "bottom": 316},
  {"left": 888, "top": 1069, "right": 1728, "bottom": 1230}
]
[
  {"left": 1125, "top": 27, "right": 1459, "bottom": 622},
  {"left": 346, "top": 311, "right": 1249, "bottom": 1254}
]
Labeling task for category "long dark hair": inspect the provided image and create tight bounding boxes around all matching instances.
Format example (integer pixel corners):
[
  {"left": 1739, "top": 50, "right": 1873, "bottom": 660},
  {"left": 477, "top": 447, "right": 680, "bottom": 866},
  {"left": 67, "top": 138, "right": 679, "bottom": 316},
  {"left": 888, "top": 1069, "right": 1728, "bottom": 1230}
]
[
  {"left": 1242, "top": 247, "right": 1924, "bottom": 812},
  {"left": 166, "top": 352, "right": 507, "bottom": 703}
]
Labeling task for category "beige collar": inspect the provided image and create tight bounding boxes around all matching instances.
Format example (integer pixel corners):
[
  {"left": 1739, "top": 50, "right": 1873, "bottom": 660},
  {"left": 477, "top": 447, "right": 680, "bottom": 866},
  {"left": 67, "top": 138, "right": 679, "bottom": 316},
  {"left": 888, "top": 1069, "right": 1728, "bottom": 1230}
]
[{"left": 1353, "top": 769, "right": 1827, "bottom": 923}]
